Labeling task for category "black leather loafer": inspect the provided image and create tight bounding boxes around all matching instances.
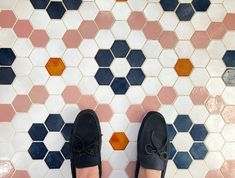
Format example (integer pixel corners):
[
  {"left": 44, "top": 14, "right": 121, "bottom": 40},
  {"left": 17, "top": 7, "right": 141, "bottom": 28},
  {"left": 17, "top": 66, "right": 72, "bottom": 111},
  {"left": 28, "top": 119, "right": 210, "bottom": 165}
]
[
  {"left": 135, "top": 111, "right": 169, "bottom": 178},
  {"left": 70, "top": 109, "right": 102, "bottom": 178}
]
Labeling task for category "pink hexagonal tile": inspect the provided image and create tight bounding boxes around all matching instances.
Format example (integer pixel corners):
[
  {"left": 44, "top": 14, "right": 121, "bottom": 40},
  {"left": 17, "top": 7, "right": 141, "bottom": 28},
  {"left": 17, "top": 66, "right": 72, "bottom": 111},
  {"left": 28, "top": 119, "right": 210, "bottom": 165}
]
[
  {"left": 0, "top": 104, "right": 15, "bottom": 122},
  {"left": 142, "top": 96, "right": 161, "bottom": 112},
  {"left": 158, "top": 87, "right": 177, "bottom": 105},
  {"left": 128, "top": 12, "right": 146, "bottom": 30},
  {"left": 125, "top": 161, "right": 136, "bottom": 178},
  {"left": 191, "top": 31, "right": 210, "bottom": 48},
  {"left": 95, "top": 104, "right": 113, "bottom": 122},
  {"left": 78, "top": 95, "right": 97, "bottom": 110},
  {"left": 206, "top": 170, "right": 224, "bottom": 178},
  {"left": 143, "top": 21, "right": 163, "bottom": 40},
  {"left": 29, "top": 85, "right": 49, "bottom": 104},
  {"left": 30, "top": 30, "right": 49, "bottom": 47},
  {"left": 206, "top": 96, "right": 224, "bottom": 114},
  {"left": 0, "top": 160, "right": 14, "bottom": 178},
  {"left": 102, "top": 161, "right": 112, "bottom": 178},
  {"left": 78, "top": 21, "right": 98, "bottom": 39},
  {"left": 13, "top": 20, "right": 33, "bottom": 38},
  {"left": 207, "top": 22, "right": 226, "bottom": 39},
  {"left": 95, "top": 11, "right": 115, "bottom": 29},
  {"left": 159, "top": 31, "right": 178, "bottom": 49},
  {"left": 12, "top": 170, "right": 30, "bottom": 178},
  {"left": 12, "top": 95, "right": 32, "bottom": 112},
  {"left": 0, "top": 10, "right": 16, "bottom": 28},
  {"left": 221, "top": 160, "right": 235, "bottom": 178},
  {"left": 190, "top": 87, "right": 209, "bottom": 105},
  {"left": 222, "top": 106, "right": 235, "bottom": 124},
  {"left": 223, "top": 13, "right": 235, "bottom": 30},
  {"left": 62, "top": 86, "right": 81, "bottom": 104},
  {"left": 62, "top": 30, "right": 82, "bottom": 48},
  {"left": 126, "top": 105, "right": 145, "bottom": 122}
]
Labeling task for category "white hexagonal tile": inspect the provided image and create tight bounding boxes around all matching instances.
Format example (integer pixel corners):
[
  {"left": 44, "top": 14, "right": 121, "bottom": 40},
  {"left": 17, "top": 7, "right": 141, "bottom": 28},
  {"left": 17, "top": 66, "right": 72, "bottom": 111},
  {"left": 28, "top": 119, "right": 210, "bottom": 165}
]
[
  {"left": 159, "top": 49, "right": 178, "bottom": 68},
  {"left": 0, "top": 123, "right": 15, "bottom": 142},
  {"left": 0, "top": 85, "right": 16, "bottom": 104},
  {"left": 61, "top": 104, "right": 80, "bottom": 123},
  {"left": 165, "top": 160, "right": 177, "bottom": 178},
  {"left": 11, "top": 113, "right": 32, "bottom": 132},
  {"left": 141, "top": 77, "right": 162, "bottom": 95},
  {"left": 95, "top": 30, "right": 114, "bottom": 49},
  {"left": 222, "top": 124, "right": 235, "bottom": 142},
  {"left": 110, "top": 58, "right": 130, "bottom": 77},
  {"left": 174, "top": 96, "right": 193, "bottom": 114},
  {"left": 0, "top": 29, "right": 16, "bottom": 47},
  {"left": 160, "top": 12, "right": 179, "bottom": 31},
  {"left": 13, "top": 76, "right": 33, "bottom": 95},
  {"left": 191, "top": 12, "right": 211, "bottom": 30},
  {"left": 101, "top": 142, "right": 113, "bottom": 161},
  {"left": 142, "top": 59, "right": 162, "bottom": 77},
  {"left": 206, "top": 60, "right": 226, "bottom": 77},
  {"left": 207, "top": 4, "right": 226, "bottom": 22},
  {"left": 126, "top": 31, "right": 146, "bottom": 49},
  {"left": 173, "top": 133, "right": 194, "bottom": 151},
  {"left": 126, "top": 86, "right": 145, "bottom": 104},
  {"left": 175, "top": 41, "right": 194, "bottom": 58},
  {"left": 109, "top": 151, "right": 129, "bottom": 169},
  {"left": 205, "top": 133, "right": 225, "bottom": 151},
  {"left": 46, "top": 20, "right": 66, "bottom": 39},
  {"left": 0, "top": 143, "right": 15, "bottom": 160},
  {"left": 79, "top": 39, "right": 99, "bottom": 58},
  {"left": 125, "top": 123, "right": 140, "bottom": 142},
  {"left": 191, "top": 49, "right": 210, "bottom": 68},
  {"left": 112, "top": 3, "right": 131, "bottom": 20},
  {"left": 45, "top": 95, "right": 65, "bottom": 114},
  {"left": 46, "top": 39, "right": 66, "bottom": 57},
  {"left": 190, "top": 68, "right": 210, "bottom": 86},
  {"left": 174, "top": 170, "right": 192, "bottom": 178},
  {"left": 62, "top": 67, "right": 82, "bottom": 85},
  {"left": 45, "top": 170, "right": 63, "bottom": 178},
  {"left": 29, "top": 67, "right": 50, "bottom": 85},
  {"left": 189, "top": 160, "right": 209, "bottom": 178},
  {"left": 110, "top": 170, "right": 128, "bottom": 178},
  {"left": 28, "top": 160, "right": 49, "bottom": 178},
  {"left": 110, "top": 114, "right": 129, "bottom": 131},
  {"left": 175, "top": 22, "right": 194, "bottom": 40},
  {"left": 78, "top": 77, "right": 98, "bottom": 95},
  {"left": 142, "top": 40, "right": 162, "bottom": 58},
  {"left": 222, "top": 87, "right": 235, "bottom": 105},
  {"left": 30, "top": 48, "right": 50, "bottom": 67},
  {"left": 206, "top": 78, "right": 226, "bottom": 96},
  {"left": 12, "top": 58, "right": 33, "bottom": 76},
  {"left": 144, "top": 2, "right": 163, "bottom": 20},
  {"left": 124, "top": 142, "right": 137, "bottom": 161},
  {"left": 44, "top": 132, "right": 65, "bottom": 151},
  {"left": 128, "top": 0, "right": 147, "bottom": 11},
  {"left": 110, "top": 95, "right": 130, "bottom": 113},
  {"left": 28, "top": 104, "right": 49, "bottom": 123},
  {"left": 159, "top": 105, "right": 177, "bottom": 124},
  {"left": 30, "top": 10, "right": 50, "bottom": 29},
  {"left": 46, "top": 77, "right": 66, "bottom": 95},
  {"left": 174, "top": 78, "right": 193, "bottom": 95},
  {"left": 62, "top": 11, "right": 83, "bottom": 29},
  {"left": 95, "top": 0, "right": 115, "bottom": 10},
  {"left": 207, "top": 41, "right": 226, "bottom": 59},
  {"left": 221, "top": 143, "right": 235, "bottom": 160},
  {"left": 205, "top": 152, "right": 224, "bottom": 170},
  {"left": 223, "top": 0, "right": 235, "bottom": 12},
  {"left": 79, "top": 2, "right": 99, "bottom": 20},
  {"left": 12, "top": 132, "right": 32, "bottom": 152},
  {"left": 63, "top": 49, "right": 82, "bottom": 67},
  {"left": 158, "top": 68, "right": 178, "bottom": 86},
  {"left": 13, "top": 39, "right": 33, "bottom": 57},
  {"left": 100, "top": 122, "right": 113, "bottom": 142},
  {"left": 13, "top": 0, "right": 34, "bottom": 19},
  {"left": 95, "top": 86, "right": 114, "bottom": 104},
  {"left": 11, "top": 152, "right": 32, "bottom": 170},
  {"left": 190, "top": 106, "right": 209, "bottom": 124},
  {"left": 205, "top": 115, "right": 225, "bottom": 132},
  {"left": 111, "top": 21, "right": 130, "bottom": 39}
]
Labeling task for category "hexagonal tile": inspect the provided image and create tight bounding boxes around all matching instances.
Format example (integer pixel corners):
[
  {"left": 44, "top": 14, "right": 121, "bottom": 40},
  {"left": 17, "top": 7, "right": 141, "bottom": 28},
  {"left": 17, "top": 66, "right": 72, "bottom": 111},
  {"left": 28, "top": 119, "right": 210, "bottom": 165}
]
[
  {"left": 143, "top": 21, "right": 163, "bottom": 40},
  {"left": 111, "top": 78, "right": 129, "bottom": 94},
  {"left": 45, "top": 58, "right": 65, "bottom": 76},
  {"left": 174, "top": 115, "right": 193, "bottom": 132},
  {"left": 28, "top": 142, "right": 48, "bottom": 159},
  {"left": 45, "top": 151, "right": 64, "bottom": 169},
  {"left": 207, "top": 22, "right": 226, "bottom": 40},
  {"left": 44, "top": 132, "right": 65, "bottom": 151},
  {"left": 127, "top": 11, "right": 146, "bottom": 30},
  {"left": 169, "top": 143, "right": 177, "bottom": 160},
  {"left": 111, "top": 40, "right": 130, "bottom": 58},
  {"left": 127, "top": 69, "right": 145, "bottom": 85},
  {"left": 142, "top": 96, "right": 161, "bottom": 112},
  {"left": 0, "top": 10, "right": 16, "bottom": 28},
  {"left": 0, "top": 104, "right": 15, "bottom": 122},
  {"left": 0, "top": 48, "right": 16, "bottom": 66},
  {"left": 159, "top": 31, "right": 178, "bottom": 48},
  {"left": 190, "top": 87, "right": 209, "bottom": 105},
  {"left": 29, "top": 86, "right": 49, "bottom": 104},
  {"left": 192, "top": 0, "right": 211, "bottom": 11},
  {"left": 12, "top": 95, "right": 32, "bottom": 112},
  {"left": 61, "top": 123, "right": 73, "bottom": 141},
  {"left": 222, "top": 106, "right": 235, "bottom": 124},
  {"left": 63, "top": 0, "right": 82, "bottom": 10},
  {"left": 46, "top": 1, "right": 66, "bottom": 19},
  {"left": 173, "top": 152, "right": 192, "bottom": 169},
  {"left": 0, "top": 67, "right": 16, "bottom": 84},
  {"left": 78, "top": 20, "right": 98, "bottom": 39},
  {"left": 205, "top": 96, "right": 224, "bottom": 114},
  {"left": 95, "top": 50, "right": 114, "bottom": 67},
  {"left": 95, "top": 104, "right": 113, "bottom": 122},
  {"left": 174, "top": 59, "right": 193, "bottom": 76},
  {"left": 95, "top": 11, "right": 114, "bottom": 29},
  {"left": 190, "top": 124, "right": 208, "bottom": 141},
  {"left": 78, "top": 95, "right": 97, "bottom": 110},
  {"left": 13, "top": 20, "right": 33, "bottom": 38},
  {"left": 190, "top": 143, "right": 208, "bottom": 160},
  {"left": 176, "top": 3, "right": 195, "bottom": 21},
  {"left": 191, "top": 31, "right": 210, "bottom": 48},
  {"left": 62, "top": 86, "right": 81, "bottom": 104},
  {"left": 109, "top": 132, "right": 129, "bottom": 150},
  {"left": 0, "top": 161, "right": 14, "bottom": 177},
  {"left": 28, "top": 124, "right": 48, "bottom": 141},
  {"left": 95, "top": 68, "right": 114, "bottom": 85},
  {"left": 126, "top": 104, "right": 145, "bottom": 122},
  {"left": 110, "top": 58, "right": 130, "bottom": 77},
  {"left": 125, "top": 161, "right": 136, "bottom": 178},
  {"left": 222, "top": 69, "right": 235, "bottom": 86},
  {"left": 45, "top": 114, "right": 65, "bottom": 132},
  {"left": 173, "top": 133, "right": 194, "bottom": 151},
  {"left": 223, "top": 50, "right": 235, "bottom": 68},
  {"left": 30, "top": 30, "right": 49, "bottom": 47},
  {"left": 30, "top": 0, "right": 50, "bottom": 9},
  {"left": 223, "top": 13, "right": 235, "bottom": 30},
  {"left": 160, "top": 0, "right": 179, "bottom": 11},
  {"left": 62, "top": 30, "right": 82, "bottom": 48},
  {"left": 158, "top": 87, "right": 177, "bottom": 105},
  {"left": 127, "top": 50, "right": 146, "bottom": 67},
  {"left": 167, "top": 124, "right": 177, "bottom": 141}
]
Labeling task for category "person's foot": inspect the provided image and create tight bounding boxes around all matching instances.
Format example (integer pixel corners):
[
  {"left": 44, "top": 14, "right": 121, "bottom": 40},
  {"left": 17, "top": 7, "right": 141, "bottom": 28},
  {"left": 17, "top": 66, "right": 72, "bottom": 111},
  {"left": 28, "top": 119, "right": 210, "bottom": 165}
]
[
  {"left": 135, "top": 111, "right": 169, "bottom": 178},
  {"left": 70, "top": 110, "right": 102, "bottom": 178}
]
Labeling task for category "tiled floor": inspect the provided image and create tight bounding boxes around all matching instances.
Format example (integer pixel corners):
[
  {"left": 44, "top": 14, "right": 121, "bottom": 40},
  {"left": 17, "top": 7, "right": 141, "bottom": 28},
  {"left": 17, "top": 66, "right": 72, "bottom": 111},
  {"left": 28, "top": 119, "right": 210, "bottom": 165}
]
[{"left": 0, "top": 0, "right": 235, "bottom": 177}]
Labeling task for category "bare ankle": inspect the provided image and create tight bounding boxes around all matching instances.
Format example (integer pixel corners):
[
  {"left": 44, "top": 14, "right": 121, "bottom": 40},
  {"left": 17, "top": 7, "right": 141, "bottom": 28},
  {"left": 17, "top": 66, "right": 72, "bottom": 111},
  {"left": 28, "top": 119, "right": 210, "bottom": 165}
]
[
  {"left": 76, "top": 166, "right": 99, "bottom": 178},
  {"left": 139, "top": 166, "right": 162, "bottom": 178}
]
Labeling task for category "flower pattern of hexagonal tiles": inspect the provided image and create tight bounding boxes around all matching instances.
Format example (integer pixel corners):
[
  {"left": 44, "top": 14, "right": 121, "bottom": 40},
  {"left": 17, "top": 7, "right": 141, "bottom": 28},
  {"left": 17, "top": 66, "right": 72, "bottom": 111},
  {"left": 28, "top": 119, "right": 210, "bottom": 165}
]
[{"left": 1, "top": 0, "right": 235, "bottom": 177}]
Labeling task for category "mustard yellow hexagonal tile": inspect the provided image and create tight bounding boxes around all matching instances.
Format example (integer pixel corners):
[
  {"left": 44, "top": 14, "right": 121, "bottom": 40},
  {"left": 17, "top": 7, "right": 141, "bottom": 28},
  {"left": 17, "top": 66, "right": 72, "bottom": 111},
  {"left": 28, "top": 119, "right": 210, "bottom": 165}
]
[
  {"left": 109, "top": 132, "right": 129, "bottom": 150},
  {"left": 45, "top": 58, "right": 65, "bottom": 76},
  {"left": 174, "top": 59, "right": 193, "bottom": 76}
]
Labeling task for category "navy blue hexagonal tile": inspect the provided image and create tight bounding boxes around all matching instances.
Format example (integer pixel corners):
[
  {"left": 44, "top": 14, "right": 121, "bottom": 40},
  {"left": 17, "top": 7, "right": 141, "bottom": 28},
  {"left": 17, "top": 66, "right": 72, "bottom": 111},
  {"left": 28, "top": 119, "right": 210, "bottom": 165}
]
[
  {"left": 192, "top": 0, "right": 211, "bottom": 11},
  {"left": 111, "top": 40, "right": 130, "bottom": 58},
  {"left": 173, "top": 152, "right": 192, "bottom": 169},
  {"left": 30, "top": 0, "right": 50, "bottom": 9},
  {"left": 95, "top": 68, "right": 114, "bottom": 85},
  {"left": 63, "top": 0, "right": 82, "bottom": 10},
  {"left": 176, "top": 3, "right": 195, "bottom": 21},
  {"left": 0, "top": 48, "right": 16, "bottom": 66},
  {"left": 61, "top": 123, "right": 73, "bottom": 141},
  {"left": 28, "top": 142, "right": 48, "bottom": 160},
  {"left": 95, "top": 50, "right": 114, "bottom": 67},
  {"left": 222, "top": 69, "right": 235, "bottom": 86},
  {"left": 127, "top": 50, "right": 146, "bottom": 67},
  {"left": 46, "top": 2, "right": 66, "bottom": 19},
  {"left": 190, "top": 124, "right": 208, "bottom": 141},
  {"left": 45, "top": 114, "right": 65, "bottom": 132},
  {"left": 0, "top": 67, "right": 16, "bottom": 84},
  {"left": 28, "top": 124, "right": 48, "bottom": 141},
  {"left": 111, "top": 78, "right": 129, "bottom": 94},
  {"left": 160, "top": 0, "right": 179, "bottom": 11},
  {"left": 45, "top": 151, "right": 64, "bottom": 169},
  {"left": 223, "top": 50, "right": 235, "bottom": 67},
  {"left": 127, "top": 69, "right": 145, "bottom": 85},
  {"left": 174, "top": 115, "right": 193, "bottom": 132},
  {"left": 189, "top": 143, "right": 208, "bottom": 160},
  {"left": 168, "top": 143, "right": 177, "bottom": 160},
  {"left": 61, "top": 142, "right": 70, "bottom": 159},
  {"left": 167, "top": 124, "right": 177, "bottom": 141}
]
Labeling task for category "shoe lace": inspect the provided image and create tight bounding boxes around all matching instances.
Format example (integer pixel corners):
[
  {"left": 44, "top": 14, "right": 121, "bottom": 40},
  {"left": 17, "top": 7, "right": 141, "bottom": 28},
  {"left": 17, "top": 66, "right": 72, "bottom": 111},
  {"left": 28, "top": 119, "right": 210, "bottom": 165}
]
[
  {"left": 144, "top": 131, "right": 168, "bottom": 160},
  {"left": 73, "top": 134, "right": 101, "bottom": 156}
]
